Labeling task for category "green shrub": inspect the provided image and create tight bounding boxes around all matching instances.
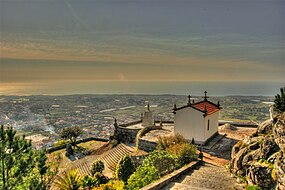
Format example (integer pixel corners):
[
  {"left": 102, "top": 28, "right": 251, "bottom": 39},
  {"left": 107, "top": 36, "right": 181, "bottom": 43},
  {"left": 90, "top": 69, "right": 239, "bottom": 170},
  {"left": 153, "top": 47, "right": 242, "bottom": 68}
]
[
  {"left": 143, "top": 150, "right": 176, "bottom": 176},
  {"left": 167, "top": 143, "right": 197, "bottom": 167},
  {"left": 116, "top": 155, "right": 135, "bottom": 184},
  {"left": 93, "top": 172, "right": 109, "bottom": 185},
  {"left": 126, "top": 165, "right": 158, "bottom": 190},
  {"left": 81, "top": 172, "right": 109, "bottom": 189},
  {"left": 157, "top": 134, "right": 187, "bottom": 150},
  {"left": 81, "top": 175, "right": 98, "bottom": 189},
  {"left": 125, "top": 150, "right": 176, "bottom": 189},
  {"left": 91, "top": 160, "right": 105, "bottom": 175}
]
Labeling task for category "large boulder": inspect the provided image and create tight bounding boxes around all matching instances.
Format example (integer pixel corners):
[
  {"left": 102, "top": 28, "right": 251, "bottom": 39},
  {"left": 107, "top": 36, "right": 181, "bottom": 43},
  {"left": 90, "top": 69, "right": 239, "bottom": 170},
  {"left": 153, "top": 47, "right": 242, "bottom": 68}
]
[
  {"left": 246, "top": 164, "right": 275, "bottom": 189},
  {"left": 260, "top": 135, "right": 279, "bottom": 159},
  {"left": 273, "top": 114, "right": 285, "bottom": 152},
  {"left": 275, "top": 151, "right": 285, "bottom": 190},
  {"left": 231, "top": 147, "right": 248, "bottom": 176},
  {"left": 257, "top": 119, "right": 274, "bottom": 134}
]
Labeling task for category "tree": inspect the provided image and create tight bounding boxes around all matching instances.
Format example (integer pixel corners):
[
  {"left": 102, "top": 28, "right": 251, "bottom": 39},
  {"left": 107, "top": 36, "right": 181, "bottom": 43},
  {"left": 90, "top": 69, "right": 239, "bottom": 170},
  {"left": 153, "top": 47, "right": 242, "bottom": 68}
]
[
  {"left": 116, "top": 155, "right": 135, "bottom": 184},
  {"left": 91, "top": 160, "right": 105, "bottom": 175},
  {"left": 0, "top": 125, "right": 50, "bottom": 190},
  {"left": 274, "top": 87, "right": 285, "bottom": 113},
  {"left": 60, "top": 126, "right": 83, "bottom": 146}
]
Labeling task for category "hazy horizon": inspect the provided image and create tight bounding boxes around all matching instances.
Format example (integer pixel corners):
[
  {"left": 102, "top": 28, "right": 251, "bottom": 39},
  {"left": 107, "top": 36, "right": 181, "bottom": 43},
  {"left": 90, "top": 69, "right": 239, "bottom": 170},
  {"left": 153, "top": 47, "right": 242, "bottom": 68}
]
[{"left": 1, "top": 0, "right": 284, "bottom": 95}]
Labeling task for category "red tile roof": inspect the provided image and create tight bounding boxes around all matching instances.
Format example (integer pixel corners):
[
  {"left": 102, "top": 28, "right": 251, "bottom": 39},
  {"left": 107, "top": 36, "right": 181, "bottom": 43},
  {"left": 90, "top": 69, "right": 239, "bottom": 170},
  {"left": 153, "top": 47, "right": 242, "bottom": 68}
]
[{"left": 192, "top": 101, "right": 220, "bottom": 115}]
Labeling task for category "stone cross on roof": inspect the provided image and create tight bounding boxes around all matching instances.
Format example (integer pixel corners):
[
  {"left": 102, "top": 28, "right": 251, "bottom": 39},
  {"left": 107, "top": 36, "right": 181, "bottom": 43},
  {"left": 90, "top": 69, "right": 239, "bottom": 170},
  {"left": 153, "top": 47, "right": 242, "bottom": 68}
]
[
  {"left": 204, "top": 91, "right": 209, "bottom": 100},
  {"left": 188, "top": 95, "right": 191, "bottom": 105}
]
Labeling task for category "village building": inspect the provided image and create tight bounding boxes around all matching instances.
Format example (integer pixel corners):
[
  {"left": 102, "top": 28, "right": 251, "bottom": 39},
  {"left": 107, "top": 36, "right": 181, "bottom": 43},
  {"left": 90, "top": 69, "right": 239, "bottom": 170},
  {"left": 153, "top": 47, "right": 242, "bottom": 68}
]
[{"left": 173, "top": 91, "right": 221, "bottom": 145}]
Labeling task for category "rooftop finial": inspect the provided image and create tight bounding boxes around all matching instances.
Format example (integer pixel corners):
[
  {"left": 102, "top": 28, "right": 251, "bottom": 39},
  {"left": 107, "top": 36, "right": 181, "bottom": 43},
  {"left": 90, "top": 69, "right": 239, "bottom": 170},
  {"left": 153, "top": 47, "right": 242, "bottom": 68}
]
[
  {"left": 188, "top": 95, "right": 191, "bottom": 105},
  {"left": 173, "top": 104, "right": 177, "bottom": 110},
  {"left": 217, "top": 101, "right": 220, "bottom": 107},
  {"left": 204, "top": 91, "right": 208, "bottom": 100},
  {"left": 114, "top": 118, "right": 118, "bottom": 128}
]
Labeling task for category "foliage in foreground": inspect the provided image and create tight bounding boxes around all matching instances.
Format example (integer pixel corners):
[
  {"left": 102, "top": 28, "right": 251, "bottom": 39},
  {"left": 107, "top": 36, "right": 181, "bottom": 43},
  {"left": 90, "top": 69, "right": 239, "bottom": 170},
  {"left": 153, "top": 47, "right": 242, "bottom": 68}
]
[
  {"left": 54, "top": 170, "right": 81, "bottom": 190},
  {"left": 0, "top": 125, "right": 54, "bottom": 190},
  {"left": 126, "top": 165, "right": 158, "bottom": 190},
  {"left": 116, "top": 155, "right": 135, "bottom": 184},
  {"left": 274, "top": 87, "right": 285, "bottom": 113},
  {"left": 126, "top": 150, "right": 175, "bottom": 190}
]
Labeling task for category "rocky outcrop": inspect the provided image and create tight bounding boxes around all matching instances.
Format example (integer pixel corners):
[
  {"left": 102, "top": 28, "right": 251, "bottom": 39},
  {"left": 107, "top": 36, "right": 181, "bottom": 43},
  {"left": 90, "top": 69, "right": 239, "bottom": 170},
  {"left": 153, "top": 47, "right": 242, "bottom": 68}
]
[
  {"left": 247, "top": 164, "right": 275, "bottom": 189},
  {"left": 275, "top": 151, "right": 285, "bottom": 190},
  {"left": 230, "top": 113, "right": 285, "bottom": 189}
]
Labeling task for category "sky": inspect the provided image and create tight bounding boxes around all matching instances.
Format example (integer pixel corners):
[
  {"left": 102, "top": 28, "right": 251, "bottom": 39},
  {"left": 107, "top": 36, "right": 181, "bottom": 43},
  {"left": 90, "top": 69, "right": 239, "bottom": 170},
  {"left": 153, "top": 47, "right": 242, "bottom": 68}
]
[{"left": 0, "top": 0, "right": 284, "bottom": 95}]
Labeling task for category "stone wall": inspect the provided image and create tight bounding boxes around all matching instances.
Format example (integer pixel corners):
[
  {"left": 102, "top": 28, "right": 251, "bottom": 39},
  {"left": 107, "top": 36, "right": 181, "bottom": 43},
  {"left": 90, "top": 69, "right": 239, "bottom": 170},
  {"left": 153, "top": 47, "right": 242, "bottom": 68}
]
[
  {"left": 138, "top": 139, "right": 157, "bottom": 152},
  {"left": 113, "top": 126, "right": 141, "bottom": 143}
]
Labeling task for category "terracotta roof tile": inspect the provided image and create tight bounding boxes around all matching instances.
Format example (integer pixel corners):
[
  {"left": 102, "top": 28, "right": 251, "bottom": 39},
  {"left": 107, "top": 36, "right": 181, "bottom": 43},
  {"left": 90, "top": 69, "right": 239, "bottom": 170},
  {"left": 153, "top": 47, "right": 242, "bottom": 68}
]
[{"left": 192, "top": 101, "right": 220, "bottom": 115}]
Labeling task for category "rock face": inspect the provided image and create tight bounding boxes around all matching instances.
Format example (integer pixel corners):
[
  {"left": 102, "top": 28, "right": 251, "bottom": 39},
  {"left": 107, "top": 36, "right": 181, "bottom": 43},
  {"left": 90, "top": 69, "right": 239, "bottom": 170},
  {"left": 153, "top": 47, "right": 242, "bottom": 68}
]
[{"left": 230, "top": 113, "right": 285, "bottom": 189}]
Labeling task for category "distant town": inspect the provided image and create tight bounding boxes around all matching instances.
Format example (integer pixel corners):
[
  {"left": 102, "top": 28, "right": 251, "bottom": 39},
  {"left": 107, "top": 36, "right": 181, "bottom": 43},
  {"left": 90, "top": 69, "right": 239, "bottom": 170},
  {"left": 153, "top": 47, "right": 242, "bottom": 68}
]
[{"left": 0, "top": 94, "right": 273, "bottom": 148}]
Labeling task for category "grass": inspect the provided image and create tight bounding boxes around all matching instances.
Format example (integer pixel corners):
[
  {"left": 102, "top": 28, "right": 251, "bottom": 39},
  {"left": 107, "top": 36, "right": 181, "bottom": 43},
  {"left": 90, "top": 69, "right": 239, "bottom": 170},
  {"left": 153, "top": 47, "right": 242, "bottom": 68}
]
[{"left": 47, "top": 140, "right": 107, "bottom": 172}]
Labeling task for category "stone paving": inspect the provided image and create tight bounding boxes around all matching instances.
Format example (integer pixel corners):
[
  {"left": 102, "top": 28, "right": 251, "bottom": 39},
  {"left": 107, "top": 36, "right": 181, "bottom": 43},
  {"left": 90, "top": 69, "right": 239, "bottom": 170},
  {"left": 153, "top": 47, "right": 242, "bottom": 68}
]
[{"left": 162, "top": 162, "right": 244, "bottom": 190}]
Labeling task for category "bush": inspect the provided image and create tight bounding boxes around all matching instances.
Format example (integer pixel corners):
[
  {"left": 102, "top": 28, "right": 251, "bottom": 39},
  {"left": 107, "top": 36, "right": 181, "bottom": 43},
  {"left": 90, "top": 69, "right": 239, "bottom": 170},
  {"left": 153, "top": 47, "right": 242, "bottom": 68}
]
[
  {"left": 116, "top": 155, "right": 135, "bottom": 184},
  {"left": 81, "top": 173, "right": 109, "bottom": 189},
  {"left": 126, "top": 165, "right": 158, "bottom": 190},
  {"left": 81, "top": 175, "right": 98, "bottom": 189},
  {"left": 157, "top": 133, "right": 187, "bottom": 150},
  {"left": 93, "top": 172, "right": 109, "bottom": 185},
  {"left": 91, "top": 160, "right": 105, "bottom": 175},
  {"left": 125, "top": 150, "right": 176, "bottom": 190},
  {"left": 143, "top": 150, "right": 176, "bottom": 176},
  {"left": 167, "top": 143, "right": 197, "bottom": 167}
]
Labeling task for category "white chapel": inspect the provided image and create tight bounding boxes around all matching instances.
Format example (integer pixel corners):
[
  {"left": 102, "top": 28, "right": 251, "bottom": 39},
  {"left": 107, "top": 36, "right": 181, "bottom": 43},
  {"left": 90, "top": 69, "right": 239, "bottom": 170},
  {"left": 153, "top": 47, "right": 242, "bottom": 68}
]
[{"left": 173, "top": 91, "right": 221, "bottom": 145}]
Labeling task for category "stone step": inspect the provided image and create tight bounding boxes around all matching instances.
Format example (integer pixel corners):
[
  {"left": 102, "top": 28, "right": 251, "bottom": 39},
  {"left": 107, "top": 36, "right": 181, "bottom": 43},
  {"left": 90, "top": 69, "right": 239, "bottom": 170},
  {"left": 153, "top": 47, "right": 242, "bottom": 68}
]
[
  {"left": 99, "top": 143, "right": 134, "bottom": 171},
  {"left": 181, "top": 175, "right": 235, "bottom": 190},
  {"left": 189, "top": 170, "right": 230, "bottom": 177},
  {"left": 179, "top": 172, "right": 231, "bottom": 182},
  {"left": 168, "top": 182, "right": 214, "bottom": 190}
]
